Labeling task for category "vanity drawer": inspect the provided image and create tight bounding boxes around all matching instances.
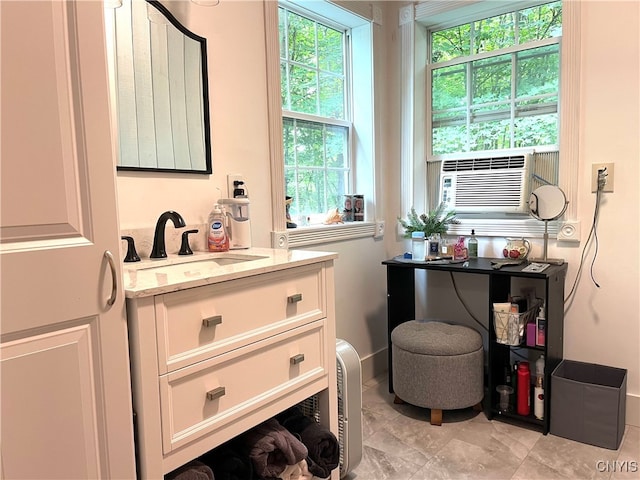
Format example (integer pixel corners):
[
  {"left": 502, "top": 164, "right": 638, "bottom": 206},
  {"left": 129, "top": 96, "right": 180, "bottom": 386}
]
[
  {"left": 155, "top": 264, "right": 325, "bottom": 373},
  {"left": 159, "top": 320, "right": 326, "bottom": 453}
]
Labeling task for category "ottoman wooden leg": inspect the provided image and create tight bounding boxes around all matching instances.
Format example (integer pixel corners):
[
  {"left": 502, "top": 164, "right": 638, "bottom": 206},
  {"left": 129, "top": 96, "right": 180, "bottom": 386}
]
[
  {"left": 393, "top": 395, "right": 405, "bottom": 405},
  {"left": 473, "top": 402, "right": 483, "bottom": 412},
  {"left": 430, "top": 409, "right": 442, "bottom": 426}
]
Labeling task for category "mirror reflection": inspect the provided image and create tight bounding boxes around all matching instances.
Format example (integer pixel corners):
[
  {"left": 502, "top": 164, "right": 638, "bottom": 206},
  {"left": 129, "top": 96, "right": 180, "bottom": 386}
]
[{"left": 107, "top": 0, "right": 212, "bottom": 174}]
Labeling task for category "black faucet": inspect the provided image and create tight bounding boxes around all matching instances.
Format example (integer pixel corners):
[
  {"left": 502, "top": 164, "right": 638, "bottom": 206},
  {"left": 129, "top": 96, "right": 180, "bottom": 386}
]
[{"left": 150, "top": 211, "right": 186, "bottom": 259}]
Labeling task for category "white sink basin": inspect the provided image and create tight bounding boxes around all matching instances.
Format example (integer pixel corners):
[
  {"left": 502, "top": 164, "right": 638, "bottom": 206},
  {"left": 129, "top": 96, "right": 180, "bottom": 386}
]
[{"left": 130, "top": 253, "right": 268, "bottom": 274}]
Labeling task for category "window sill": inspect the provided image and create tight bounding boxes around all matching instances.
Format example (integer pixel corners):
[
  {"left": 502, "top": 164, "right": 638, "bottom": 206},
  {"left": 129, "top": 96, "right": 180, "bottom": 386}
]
[
  {"left": 271, "top": 222, "right": 376, "bottom": 248},
  {"left": 446, "top": 218, "right": 559, "bottom": 239}
]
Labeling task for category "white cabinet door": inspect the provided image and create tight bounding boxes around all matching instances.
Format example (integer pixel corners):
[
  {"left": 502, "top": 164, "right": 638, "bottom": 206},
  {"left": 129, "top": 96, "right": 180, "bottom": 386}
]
[{"left": 0, "top": 1, "right": 136, "bottom": 478}]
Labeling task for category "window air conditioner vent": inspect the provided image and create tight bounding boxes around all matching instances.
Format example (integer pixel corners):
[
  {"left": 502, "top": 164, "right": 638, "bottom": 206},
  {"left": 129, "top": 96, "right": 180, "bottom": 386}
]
[
  {"left": 441, "top": 155, "right": 527, "bottom": 172},
  {"left": 439, "top": 154, "right": 532, "bottom": 213}
]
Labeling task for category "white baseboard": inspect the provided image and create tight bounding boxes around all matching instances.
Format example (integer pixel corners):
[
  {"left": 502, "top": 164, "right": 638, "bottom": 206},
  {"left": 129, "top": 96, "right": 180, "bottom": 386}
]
[
  {"left": 626, "top": 393, "right": 639, "bottom": 427},
  {"left": 359, "top": 347, "right": 388, "bottom": 384}
]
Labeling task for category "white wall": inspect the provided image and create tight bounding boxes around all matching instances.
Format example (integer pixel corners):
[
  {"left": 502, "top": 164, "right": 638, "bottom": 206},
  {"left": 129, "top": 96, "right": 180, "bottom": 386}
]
[
  {"left": 115, "top": 0, "right": 639, "bottom": 424},
  {"left": 562, "top": 0, "right": 639, "bottom": 424}
]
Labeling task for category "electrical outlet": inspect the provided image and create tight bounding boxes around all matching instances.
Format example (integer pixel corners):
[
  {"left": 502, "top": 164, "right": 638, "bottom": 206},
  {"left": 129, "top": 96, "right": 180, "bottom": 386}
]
[
  {"left": 374, "top": 220, "right": 385, "bottom": 238},
  {"left": 227, "top": 174, "right": 244, "bottom": 198},
  {"left": 557, "top": 220, "right": 581, "bottom": 242},
  {"left": 591, "top": 163, "right": 614, "bottom": 193}
]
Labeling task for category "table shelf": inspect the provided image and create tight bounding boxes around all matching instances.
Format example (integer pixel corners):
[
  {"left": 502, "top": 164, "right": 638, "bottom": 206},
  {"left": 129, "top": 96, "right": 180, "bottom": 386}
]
[{"left": 382, "top": 256, "right": 567, "bottom": 434}]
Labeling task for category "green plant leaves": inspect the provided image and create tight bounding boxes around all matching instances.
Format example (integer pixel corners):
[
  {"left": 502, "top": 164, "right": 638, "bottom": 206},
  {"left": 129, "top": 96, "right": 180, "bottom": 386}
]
[{"left": 397, "top": 204, "right": 459, "bottom": 238}]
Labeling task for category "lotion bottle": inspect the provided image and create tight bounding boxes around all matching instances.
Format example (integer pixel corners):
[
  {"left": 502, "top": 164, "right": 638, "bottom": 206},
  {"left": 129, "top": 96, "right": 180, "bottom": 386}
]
[
  {"left": 534, "top": 355, "right": 545, "bottom": 420},
  {"left": 208, "top": 204, "right": 229, "bottom": 252},
  {"left": 536, "top": 303, "right": 546, "bottom": 346}
]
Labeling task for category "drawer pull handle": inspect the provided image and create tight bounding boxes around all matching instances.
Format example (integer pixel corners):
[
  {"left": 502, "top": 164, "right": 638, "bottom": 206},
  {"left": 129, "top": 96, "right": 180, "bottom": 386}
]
[
  {"left": 290, "top": 353, "right": 305, "bottom": 365},
  {"left": 287, "top": 293, "right": 303, "bottom": 304},
  {"left": 202, "top": 315, "right": 223, "bottom": 328},
  {"left": 206, "top": 386, "right": 226, "bottom": 401}
]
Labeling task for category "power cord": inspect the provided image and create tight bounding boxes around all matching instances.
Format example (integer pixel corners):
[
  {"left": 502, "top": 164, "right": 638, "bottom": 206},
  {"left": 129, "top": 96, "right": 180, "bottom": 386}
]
[
  {"left": 448, "top": 271, "right": 489, "bottom": 332},
  {"left": 565, "top": 168, "right": 606, "bottom": 302}
]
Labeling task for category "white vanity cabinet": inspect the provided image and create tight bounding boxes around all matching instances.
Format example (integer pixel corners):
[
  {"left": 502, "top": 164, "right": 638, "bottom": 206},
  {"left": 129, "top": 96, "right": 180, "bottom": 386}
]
[{"left": 124, "top": 249, "right": 339, "bottom": 479}]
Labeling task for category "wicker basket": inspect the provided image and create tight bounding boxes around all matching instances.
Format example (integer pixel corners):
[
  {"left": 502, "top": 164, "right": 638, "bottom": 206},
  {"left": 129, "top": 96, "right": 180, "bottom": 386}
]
[{"left": 493, "top": 301, "right": 541, "bottom": 346}]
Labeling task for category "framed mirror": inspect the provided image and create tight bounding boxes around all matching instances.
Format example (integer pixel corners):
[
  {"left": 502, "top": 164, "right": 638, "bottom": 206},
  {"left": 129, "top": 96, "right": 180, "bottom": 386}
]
[{"left": 107, "top": 0, "right": 212, "bottom": 174}]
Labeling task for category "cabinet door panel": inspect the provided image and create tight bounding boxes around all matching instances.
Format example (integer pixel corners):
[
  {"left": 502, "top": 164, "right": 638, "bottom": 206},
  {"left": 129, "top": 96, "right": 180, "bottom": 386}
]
[
  {"left": 1, "top": 326, "right": 100, "bottom": 479},
  {"left": 0, "top": 1, "right": 135, "bottom": 477}
]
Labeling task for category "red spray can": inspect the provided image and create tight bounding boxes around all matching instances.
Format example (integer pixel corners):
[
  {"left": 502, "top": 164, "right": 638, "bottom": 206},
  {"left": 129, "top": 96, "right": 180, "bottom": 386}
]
[{"left": 517, "top": 361, "right": 531, "bottom": 416}]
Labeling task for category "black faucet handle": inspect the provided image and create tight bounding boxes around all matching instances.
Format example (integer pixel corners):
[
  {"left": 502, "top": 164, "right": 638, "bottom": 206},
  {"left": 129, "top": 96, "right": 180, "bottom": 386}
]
[
  {"left": 121, "top": 236, "right": 141, "bottom": 262},
  {"left": 179, "top": 229, "right": 199, "bottom": 256}
]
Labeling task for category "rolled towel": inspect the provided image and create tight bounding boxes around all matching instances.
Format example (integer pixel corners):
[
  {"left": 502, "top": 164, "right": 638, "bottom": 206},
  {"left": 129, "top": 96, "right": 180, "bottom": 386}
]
[
  {"left": 242, "top": 418, "right": 308, "bottom": 478},
  {"left": 199, "top": 440, "right": 253, "bottom": 480},
  {"left": 165, "top": 460, "right": 215, "bottom": 480},
  {"left": 277, "top": 409, "right": 340, "bottom": 479}
]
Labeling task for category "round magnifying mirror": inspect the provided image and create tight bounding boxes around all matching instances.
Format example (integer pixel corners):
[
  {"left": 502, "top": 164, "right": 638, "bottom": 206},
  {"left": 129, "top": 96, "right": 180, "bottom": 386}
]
[
  {"left": 528, "top": 185, "right": 568, "bottom": 265},
  {"left": 529, "top": 185, "right": 568, "bottom": 221}
]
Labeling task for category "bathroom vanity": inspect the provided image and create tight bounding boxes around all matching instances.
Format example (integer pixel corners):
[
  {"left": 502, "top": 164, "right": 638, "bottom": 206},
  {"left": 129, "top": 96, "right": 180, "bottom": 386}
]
[{"left": 123, "top": 248, "right": 339, "bottom": 478}]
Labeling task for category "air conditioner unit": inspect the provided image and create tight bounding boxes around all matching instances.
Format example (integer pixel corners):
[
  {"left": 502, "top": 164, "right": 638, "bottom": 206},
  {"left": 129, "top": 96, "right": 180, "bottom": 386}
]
[{"left": 439, "top": 154, "right": 533, "bottom": 213}]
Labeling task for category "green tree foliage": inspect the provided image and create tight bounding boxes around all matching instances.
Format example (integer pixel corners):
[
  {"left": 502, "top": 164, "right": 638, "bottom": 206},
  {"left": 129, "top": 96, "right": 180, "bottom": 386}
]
[
  {"left": 280, "top": 7, "right": 349, "bottom": 217},
  {"left": 431, "top": 1, "right": 562, "bottom": 155}
]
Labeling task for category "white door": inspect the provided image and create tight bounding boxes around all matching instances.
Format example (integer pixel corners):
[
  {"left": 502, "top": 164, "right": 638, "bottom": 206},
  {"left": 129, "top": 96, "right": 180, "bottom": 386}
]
[{"left": 0, "top": 1, "right": 136, "bottom": 478}]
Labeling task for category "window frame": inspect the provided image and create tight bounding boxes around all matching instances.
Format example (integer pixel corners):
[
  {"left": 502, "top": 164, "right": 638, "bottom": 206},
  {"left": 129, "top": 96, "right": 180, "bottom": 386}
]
[
  {"left": 399, "top": 0, "right": 580, "bottom": 241},
  {"left": 265, "top": 0, "right": 378, "bottom": 248},
  {"left": 426, "top": 5, "right": 562, "bottom": 159}
]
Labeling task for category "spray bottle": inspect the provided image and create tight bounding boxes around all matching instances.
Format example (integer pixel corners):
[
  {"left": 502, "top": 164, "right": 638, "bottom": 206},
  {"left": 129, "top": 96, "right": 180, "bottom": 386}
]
[{"left": 207, "top": 203, "right": 229, "bottom": 252}]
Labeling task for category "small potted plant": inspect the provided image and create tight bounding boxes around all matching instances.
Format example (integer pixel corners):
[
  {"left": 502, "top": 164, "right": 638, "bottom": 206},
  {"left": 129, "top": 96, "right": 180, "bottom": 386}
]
[{"left": 398, "top": 203, "right": 459, "bottom": 238}]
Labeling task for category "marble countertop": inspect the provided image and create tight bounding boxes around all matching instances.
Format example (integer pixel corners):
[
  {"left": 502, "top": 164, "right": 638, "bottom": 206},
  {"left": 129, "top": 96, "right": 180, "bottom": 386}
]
[{"left": 122, "top": 247, "right": 338, "bottom": 298}]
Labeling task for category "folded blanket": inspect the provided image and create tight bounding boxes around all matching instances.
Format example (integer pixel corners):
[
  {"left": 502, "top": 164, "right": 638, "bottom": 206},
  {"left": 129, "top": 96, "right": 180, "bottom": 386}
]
[
  {"left": 199, "top": 440, "right": 253, "bottom": 480},
  {"left": 242, "top": 418, "right": 308, "bottom": 478},
  {"left": 165, "top": 460, "right": 215, "bottom": 480},
  {"left": 277, "top": 409, "right": 340, "bottom": 479}
]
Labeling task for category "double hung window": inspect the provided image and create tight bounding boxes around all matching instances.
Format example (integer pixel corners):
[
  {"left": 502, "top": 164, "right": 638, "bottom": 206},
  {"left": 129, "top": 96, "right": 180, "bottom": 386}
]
[{"left": 279, "top": 6, "right": 351, "bottom": 223}]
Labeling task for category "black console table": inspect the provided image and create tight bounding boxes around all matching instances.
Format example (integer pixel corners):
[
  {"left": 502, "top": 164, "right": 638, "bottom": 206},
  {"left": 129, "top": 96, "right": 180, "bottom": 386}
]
[{"left": 382, "top": 256, "right": 568, "bottom": 433}]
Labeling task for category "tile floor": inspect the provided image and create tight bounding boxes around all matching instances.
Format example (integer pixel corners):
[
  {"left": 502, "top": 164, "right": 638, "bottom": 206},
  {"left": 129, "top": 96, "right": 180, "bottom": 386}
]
[{"left": 344, "top": 373, "right": 639, "bottom": 480}]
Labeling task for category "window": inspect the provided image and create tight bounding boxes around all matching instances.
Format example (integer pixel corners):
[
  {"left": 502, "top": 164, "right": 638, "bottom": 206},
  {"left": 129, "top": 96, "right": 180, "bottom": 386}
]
[
  {"left": 428, "top": 2, "right": 562, "bottom": 157},
  {"left": 266, "top": 1, "right": 376, "bottom": 245},
  {"left": 279, "top": 7, "right": 351, "bottom": 224}
]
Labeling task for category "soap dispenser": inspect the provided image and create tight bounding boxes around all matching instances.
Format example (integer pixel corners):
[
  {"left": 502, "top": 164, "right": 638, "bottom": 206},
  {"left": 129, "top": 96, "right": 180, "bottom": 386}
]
[{"left": 207, "top": 204, "right": 229, "bottom": 252}]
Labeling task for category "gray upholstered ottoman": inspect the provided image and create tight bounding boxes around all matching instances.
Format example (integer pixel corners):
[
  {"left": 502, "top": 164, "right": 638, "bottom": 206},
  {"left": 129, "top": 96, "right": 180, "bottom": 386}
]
[{"left": 391, "top": 320, "right": 484, "bottom": 425}]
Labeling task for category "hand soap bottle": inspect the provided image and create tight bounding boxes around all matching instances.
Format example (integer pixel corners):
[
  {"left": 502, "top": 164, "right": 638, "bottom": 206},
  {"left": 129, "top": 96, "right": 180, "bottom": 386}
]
[{"left": 208, "top": 204, "right": 229, "bottom": 252}]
